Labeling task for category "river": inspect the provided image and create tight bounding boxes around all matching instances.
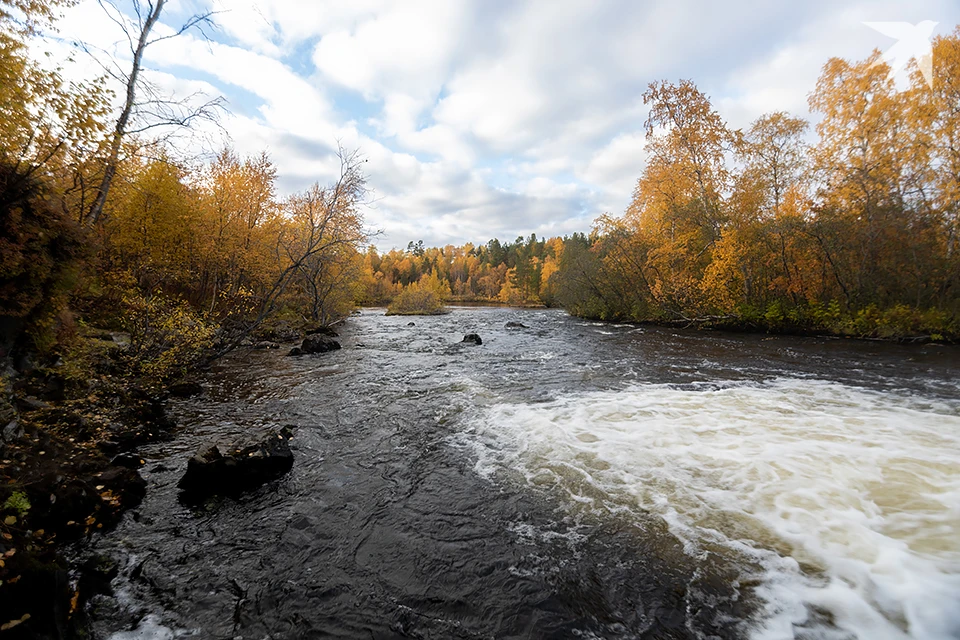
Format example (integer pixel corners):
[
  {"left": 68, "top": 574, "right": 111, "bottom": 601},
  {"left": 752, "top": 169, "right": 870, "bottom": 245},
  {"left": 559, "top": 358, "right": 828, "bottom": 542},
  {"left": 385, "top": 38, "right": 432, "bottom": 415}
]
[{"left": 87, "top": 307, "right": 960, "bottom": 640}]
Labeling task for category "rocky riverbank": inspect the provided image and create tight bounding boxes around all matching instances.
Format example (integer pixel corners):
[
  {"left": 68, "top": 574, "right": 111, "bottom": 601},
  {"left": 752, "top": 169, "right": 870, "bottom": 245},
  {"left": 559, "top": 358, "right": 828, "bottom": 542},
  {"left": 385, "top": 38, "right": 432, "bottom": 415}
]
[
  {"left": 0, "top": 321, "right": 340, "bottom": 638},
  {"left": 0, "top": 367, "right": 173, "bottom": 638}
]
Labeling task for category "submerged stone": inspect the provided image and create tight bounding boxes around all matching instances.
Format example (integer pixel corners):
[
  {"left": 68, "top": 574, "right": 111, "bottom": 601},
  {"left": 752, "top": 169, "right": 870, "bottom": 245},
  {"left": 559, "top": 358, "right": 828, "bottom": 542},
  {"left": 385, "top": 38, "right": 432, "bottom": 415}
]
[{"left": 462, "top": 333, "right": 483, "bottom": 345}]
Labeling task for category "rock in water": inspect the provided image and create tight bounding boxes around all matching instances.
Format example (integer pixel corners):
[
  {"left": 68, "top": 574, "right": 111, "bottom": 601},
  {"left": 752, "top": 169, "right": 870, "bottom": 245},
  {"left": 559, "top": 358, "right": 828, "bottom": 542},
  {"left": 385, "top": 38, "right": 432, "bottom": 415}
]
[
  {"left": 461, "top": 333, "right": 483, "bottom": 345},
  {"left": 167, "top": 380, "right": 203, "bottom": 398},
  {"left": 505, "top": 321, "right": 529, "bottom": 329},
  {"left": 177, "top": 427, "right": 294, "bottom": 499},
  {"left": 301, "top": 334, "right": 342, "bottom": 354}
]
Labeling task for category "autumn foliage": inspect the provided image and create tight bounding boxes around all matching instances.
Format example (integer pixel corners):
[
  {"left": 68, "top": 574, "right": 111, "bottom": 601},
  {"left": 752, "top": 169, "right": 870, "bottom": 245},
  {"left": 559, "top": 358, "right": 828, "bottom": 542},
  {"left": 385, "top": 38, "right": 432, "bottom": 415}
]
[{"left": 548, "top": 31, "right": 960, "bottom": 340}]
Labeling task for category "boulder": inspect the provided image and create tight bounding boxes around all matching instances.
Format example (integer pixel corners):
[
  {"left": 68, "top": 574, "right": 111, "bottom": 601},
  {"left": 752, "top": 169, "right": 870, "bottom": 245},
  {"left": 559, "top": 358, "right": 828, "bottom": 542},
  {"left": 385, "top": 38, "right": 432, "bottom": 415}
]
[
  {"left": 78, "top": 554, "right": 119, "bottom": 599},
  {"left": 461, "top": 333, "right": 483, "bottom": 345},
  {"left": 177, "top": 427, "right": 294, "bottom": 499},
  {"left": 3, "top": 418, "right": 22, "bottom": 442},
  {"left": 14, "top": 395, "right": 49, "bottom": 412},
  {"left": 301, "top": 334, "right": 341, "bottom": 354},
  {"left": 287, "top": 346, "right": 303, "bottom": 357},
  {"left": 258, "top": 321, "right": 300, "bottom": 343},
  {"left": 254, "top": 341, "right": 281, "bottom": 350},
  {"left": 13, "top": 370, "right": 65, "bottom": 402},
  {"left": 407, "top": 322, "right": 416, "bottom": 327},
  {"left": 505, "top": 321, "right": 529, "bottom": 329},
  {"left": 167, "top": 380, "right": 203, "bottom": 398},
  {"left": 110, "top": 453, "right": 146, "bottom": 469}
]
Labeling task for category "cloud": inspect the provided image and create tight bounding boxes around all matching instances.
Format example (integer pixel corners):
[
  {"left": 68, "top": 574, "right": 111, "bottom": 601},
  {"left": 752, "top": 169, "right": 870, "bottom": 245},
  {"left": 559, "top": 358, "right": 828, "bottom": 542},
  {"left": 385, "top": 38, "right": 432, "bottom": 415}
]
[{"left": 48, "top": 0, "right": 960, "bottom": 250}]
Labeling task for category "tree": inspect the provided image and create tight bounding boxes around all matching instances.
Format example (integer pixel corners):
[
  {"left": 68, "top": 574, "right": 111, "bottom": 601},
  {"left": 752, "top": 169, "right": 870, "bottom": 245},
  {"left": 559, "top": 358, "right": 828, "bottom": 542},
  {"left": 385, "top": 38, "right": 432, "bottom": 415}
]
[
  {"left": 623, "top": 80, "right": 737, "bottom": 315},
  {"left": 215, "top": 147, "right": 368, "bottom": 351},
  {"left": 84, "top": 0, "right": 222, "bottom": 225},
  {"left": 0, "top": 0, "right": 110, "bottom": 181}
]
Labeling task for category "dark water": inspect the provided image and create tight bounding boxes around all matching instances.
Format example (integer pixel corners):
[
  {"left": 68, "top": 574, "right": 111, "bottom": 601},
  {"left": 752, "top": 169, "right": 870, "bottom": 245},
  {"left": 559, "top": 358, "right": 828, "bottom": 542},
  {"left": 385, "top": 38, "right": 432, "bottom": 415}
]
[{"left": 82, "top": 307, "right": 960, "bottom": 640}]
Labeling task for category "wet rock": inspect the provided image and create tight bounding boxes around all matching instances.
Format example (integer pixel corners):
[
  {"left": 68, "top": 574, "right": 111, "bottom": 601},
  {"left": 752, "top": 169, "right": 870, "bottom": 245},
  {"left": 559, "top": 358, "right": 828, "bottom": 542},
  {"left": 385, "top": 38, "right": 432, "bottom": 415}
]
[
  {"left": 305, "top": 326, "right": 339, "bottom": 337},
  {"left": 167, "top": 380, "right": 203, "bottom": 398},
  {"left": 110, "top": 453, "right": 145, "bottom": 469},
  {"left": 505, "top": 321, "right": 529, "bottom": 329},
  {"left": 13, "top": 370, "right": 65, "bottom": 402},
  {"left": 15, "top": 395, "right": 50, "bottom": 412},
  {"left": 3, "top": 418, "right": 22, "bottom": 442},
  {"left": 78, "top": 554, "right": 119, "bottom": 598},
  {"left": 407, "top": 322, "right": 416, "bottom": 326},
  {"left": 287, "top": 347, "right": 303, "bottom": 357},
  {"left": 257, "top": 321, "right": 301, "bottom": 343},
  {"left": 254, "top": 341, "right": 281, "bottom": 350},
  {"left": 461, "top": 333, "right": 483, "bottom": 345},
  {"left": 301, "top": 334, "right": 342, "bottom": 354},
  {"left": 28, "top": 466, "right": 147, "bottom": 539},
  {"left": 177, "top": 427, "right": 295, "bottom": 499},
  {"left": 96, "top": 438, "right": 119, "bottom": 454}
]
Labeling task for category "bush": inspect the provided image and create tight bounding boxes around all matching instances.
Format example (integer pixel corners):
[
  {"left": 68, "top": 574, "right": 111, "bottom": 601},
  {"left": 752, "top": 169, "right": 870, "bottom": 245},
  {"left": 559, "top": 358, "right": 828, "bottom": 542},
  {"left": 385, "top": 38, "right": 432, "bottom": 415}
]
[
  {"left": 0, "top": 163, "right": 88, "bottom": 356},
  {"left": 386, "top": 284, "right": 445, "bottom": 315},
  {"left": 122, "top": 294, "right": 218, "bottom": 381}
]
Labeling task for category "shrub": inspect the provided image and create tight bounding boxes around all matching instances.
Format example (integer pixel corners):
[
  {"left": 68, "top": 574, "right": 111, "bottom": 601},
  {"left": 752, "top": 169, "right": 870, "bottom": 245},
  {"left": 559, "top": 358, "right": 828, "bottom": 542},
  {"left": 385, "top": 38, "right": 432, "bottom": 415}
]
[
  {"left": 386, "top": 284, "right": 444, "bottom": 315},
  {"left": 0, "top": 163, "right": 88, "bottom": 356},
  {"left": 122, "top": 294, "right": 218, "bottom": 381}
]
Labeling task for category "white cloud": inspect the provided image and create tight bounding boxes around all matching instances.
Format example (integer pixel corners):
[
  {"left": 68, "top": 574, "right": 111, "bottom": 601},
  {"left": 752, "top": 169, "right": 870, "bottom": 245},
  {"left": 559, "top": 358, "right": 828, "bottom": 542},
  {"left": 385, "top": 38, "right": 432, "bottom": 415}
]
[{"left": 44, "top": 0, "right": 960, "bottom": 249}]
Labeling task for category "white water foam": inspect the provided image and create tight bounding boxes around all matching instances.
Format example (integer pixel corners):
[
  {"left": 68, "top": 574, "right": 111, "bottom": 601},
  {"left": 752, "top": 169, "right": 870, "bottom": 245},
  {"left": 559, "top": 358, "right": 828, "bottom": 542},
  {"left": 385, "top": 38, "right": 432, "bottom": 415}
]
[
  {"left": 458, "top": 378, "right": 960, "bottom": 639},
  {"left": 106, "top": 615, "right": 186, "bottom": 640}
]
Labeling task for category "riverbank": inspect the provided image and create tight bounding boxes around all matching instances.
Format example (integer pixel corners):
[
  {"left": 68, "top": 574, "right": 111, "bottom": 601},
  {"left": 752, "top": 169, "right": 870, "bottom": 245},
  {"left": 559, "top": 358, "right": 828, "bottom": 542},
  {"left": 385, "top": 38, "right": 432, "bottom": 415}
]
[
  {"left": 0, "top": 320, "right": 324, "bottom": 638},
  {"left": 0, "top": 361, "right": 180, "bottom": 638},
  {"left": 565, "top": 310, "right": 959, "bottom": 345}
]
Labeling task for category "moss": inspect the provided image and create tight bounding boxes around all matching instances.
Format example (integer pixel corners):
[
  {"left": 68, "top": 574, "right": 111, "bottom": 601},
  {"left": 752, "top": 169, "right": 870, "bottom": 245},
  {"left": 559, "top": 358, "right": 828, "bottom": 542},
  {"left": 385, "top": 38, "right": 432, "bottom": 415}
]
[{"left": 3, "top": 491, "right": 30, "bottom": 517}]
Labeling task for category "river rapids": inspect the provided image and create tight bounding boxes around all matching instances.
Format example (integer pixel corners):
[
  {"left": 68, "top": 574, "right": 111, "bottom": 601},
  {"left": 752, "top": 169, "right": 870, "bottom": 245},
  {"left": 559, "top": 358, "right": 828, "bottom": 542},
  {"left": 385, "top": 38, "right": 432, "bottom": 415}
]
[{"left": 85, "top": 307, "right": 960, "bottom": 640}]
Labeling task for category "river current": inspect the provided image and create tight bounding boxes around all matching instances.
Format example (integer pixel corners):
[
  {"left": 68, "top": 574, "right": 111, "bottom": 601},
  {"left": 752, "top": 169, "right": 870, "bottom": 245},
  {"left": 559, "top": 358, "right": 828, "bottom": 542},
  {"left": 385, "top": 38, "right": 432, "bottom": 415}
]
[{"left": 87, "top": 307, "right": 960, "bottom": 640}]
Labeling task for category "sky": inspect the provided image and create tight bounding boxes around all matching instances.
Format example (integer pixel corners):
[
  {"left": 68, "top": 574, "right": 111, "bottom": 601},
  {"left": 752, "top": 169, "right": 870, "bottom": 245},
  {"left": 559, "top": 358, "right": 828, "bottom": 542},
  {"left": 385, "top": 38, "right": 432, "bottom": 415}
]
[{"left": 48, "top": 0, "right": 960, "bottom": 250}]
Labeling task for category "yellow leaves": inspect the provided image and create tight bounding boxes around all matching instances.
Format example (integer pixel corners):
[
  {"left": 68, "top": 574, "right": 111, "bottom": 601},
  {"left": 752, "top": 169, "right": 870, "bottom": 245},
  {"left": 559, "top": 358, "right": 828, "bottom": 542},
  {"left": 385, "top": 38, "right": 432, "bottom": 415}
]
[
  {"left": 99, "top": 490, "right": 120, "bottom": 508},
  {"left": 0, "top": 614, "right": 30, "bottom": 631},
  {"left": 3, "top": 515, "right": 15, "bottom": 525}
]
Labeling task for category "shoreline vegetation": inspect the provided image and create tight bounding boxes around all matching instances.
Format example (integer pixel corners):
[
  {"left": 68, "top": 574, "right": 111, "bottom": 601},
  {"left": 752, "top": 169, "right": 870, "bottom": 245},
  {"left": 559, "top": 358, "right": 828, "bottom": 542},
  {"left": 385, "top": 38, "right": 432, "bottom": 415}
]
[{"left": 0, "top": 1, "right": 958, "bottom": 637}]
